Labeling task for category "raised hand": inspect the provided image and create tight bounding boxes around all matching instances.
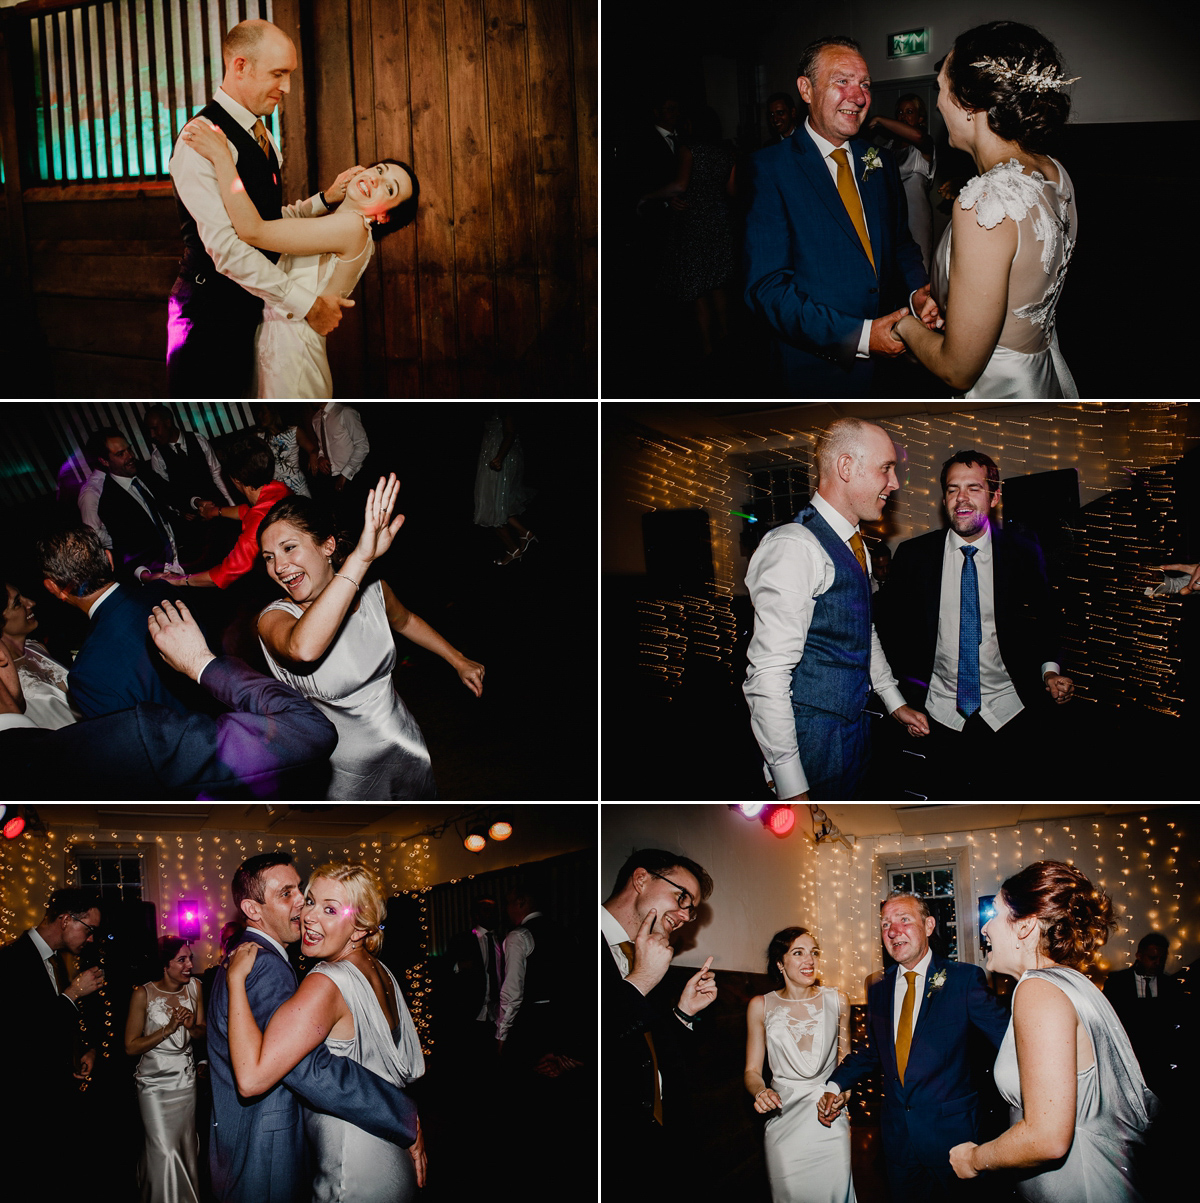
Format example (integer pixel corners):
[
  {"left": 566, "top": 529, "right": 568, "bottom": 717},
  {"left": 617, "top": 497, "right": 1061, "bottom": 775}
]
[
  {"left": 181, "top": 118, "right": 231, "bottom": 166},
  {"left": 226, "top": 941, "right": 259, "bottom": 986},
  {"left": 147, "top": 599, "right": 216, "bottom": 682},
  {"left": 323, "top": 164, "right": 368, "bottom": 206},
  {"left": 352, "top": 474, "right": 405, "bottom": 564},
  {"left": 624, "top": 908, "right": 674, "bottom": 996},
  {"left": 1153, "top": 561, "right": 1200, "bottom": 595},
  {"left": 678, "top": 955, "right": 717, "bottom": 1016}
]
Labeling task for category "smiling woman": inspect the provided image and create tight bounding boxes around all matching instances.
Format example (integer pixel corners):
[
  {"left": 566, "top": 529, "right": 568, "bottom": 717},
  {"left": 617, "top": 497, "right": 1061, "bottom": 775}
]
[
  {"left": 177, "top": 114, "right": 420, "bottom": 398},
  {"left": 0, "top": 582, "right": 79, "bottom": 730}
]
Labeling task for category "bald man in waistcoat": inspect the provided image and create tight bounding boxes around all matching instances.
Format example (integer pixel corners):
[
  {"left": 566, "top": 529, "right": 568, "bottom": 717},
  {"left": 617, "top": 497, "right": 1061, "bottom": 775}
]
[{"left": 167, "top": 19, "right": 359, "bottom": 398}]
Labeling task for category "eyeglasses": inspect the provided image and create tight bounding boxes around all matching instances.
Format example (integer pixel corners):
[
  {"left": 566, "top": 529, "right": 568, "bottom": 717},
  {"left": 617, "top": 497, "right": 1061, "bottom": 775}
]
[
  {"left": 646, "top": 870, "right": 697, "bottom": 919},
  {"left": 70, "top": 916, "right": 99, "bottom": 937}
]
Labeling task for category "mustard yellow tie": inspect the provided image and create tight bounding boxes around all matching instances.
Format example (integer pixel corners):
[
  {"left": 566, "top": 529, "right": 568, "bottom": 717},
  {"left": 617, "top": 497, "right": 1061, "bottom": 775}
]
[
  {"left": 848, "top": 532, "right": 868, "bottom": 576},
  {"left": 895, "top": 970, "right": 917, "bottom": 1084},
  {"left": 620, "top": 941, "right": 663, "bottom": 1123},
  {"left": 252, "top": 118, "right": 270, "bottom": 157},
  {"left": 830, "top": 148, "right": 875, "bottom": 273}
]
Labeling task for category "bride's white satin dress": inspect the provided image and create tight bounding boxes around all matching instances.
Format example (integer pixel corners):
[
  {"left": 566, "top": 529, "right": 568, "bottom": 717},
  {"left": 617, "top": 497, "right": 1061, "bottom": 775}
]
[
  {"left": 253, "top": 209, "right": 375, "bottom": 399},
  {"left": 761, "top": 989, "right": 856, "bottom": 1203},
  {"left": 934, "top": 156, "right": 1078, "bottom": 398}
]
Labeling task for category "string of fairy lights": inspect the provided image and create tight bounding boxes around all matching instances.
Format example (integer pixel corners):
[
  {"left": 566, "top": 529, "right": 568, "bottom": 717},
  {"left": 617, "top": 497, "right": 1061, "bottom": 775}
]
[
  {"left": 799, "top": 808, "right": 1191, "bottom": 1122},
  {"left": 0, "top": 826, "right": 439, "bottom": 1063},
  {"left": 625, "top": 403, "right": 1193, "bottom": 716}
]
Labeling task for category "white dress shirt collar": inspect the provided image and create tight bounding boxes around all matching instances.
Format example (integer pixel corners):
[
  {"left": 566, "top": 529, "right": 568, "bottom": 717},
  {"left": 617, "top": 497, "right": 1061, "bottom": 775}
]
[
  {"left": 947, "top": 519, "right": 993, "bottom": 556},
  {"left": 86, "top": 581, "right": 121, "bottom": 620},
  {"left": 245, "top": 926, "right": 289, "bottom": 961},
  {"left": 29, "top": 927, "right": 56, "bottom": 962},
  {"left": 214, "top": 87, "right": 264, "bottom": 137},
  {"left": 898, "top": 947, "right": 935, "bottom": 983},
  {"left": 601, "top": 905, "right": 632, "bottom": 973},
  {"left": 811, "top": 490, "right": 858, "bottom": 543},
  {"left": 805, "top": 117, "right": 848, "bottom": 157}
]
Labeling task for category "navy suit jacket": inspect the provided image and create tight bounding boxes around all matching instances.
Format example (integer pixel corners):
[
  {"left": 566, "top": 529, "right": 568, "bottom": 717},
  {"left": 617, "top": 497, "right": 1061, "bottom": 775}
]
[
  {"left": 3, "top": 656, "right": 337, "bottom": 800},
  {"left": 877, "top": 525, "right": 1061, "bottom": 712},
  {"left": 208, "top": 931, "right": 418, "bottom": 1203},
  {"left": 742, "top": 123, "right": 927, "bottom": 395},
  {"left": 0, "top": 932, "right": 89, "bottom": 1141},
  {"left": 68, "top": 583, "right": 196, "bottom": 718},
  {"left": 831, "top": 956, "right": 1009, "bottom": 1175}
]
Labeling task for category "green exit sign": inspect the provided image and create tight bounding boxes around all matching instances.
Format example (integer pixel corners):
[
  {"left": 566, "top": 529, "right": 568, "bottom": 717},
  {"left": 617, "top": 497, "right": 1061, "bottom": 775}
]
[{"left": 888, "top": 28, "right": 930, "bottom": 59}]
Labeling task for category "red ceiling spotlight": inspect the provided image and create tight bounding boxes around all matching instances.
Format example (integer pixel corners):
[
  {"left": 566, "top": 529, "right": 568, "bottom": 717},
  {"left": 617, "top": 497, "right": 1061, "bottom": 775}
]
[
  {"left": 3, "top": 814, "right": 24, "bottom": 840},
  {"left": 764, "top": 805, "right": 796, "bottom": 838}
]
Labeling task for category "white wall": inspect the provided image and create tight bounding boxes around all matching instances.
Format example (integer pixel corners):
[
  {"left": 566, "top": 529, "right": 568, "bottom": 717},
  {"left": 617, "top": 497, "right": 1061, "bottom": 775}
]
[
  {"left": 753, "top": 0, "right": 1199, "bottom": 125},
  {"left": 602, "top": 804, "right": 1197, "bottom": 1002}
]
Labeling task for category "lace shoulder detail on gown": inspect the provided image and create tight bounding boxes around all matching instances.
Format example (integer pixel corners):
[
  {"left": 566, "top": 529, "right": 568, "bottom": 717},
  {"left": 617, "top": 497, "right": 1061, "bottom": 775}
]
[{"left": 957, "top": 158, "right": 1049, "bottom": 229}]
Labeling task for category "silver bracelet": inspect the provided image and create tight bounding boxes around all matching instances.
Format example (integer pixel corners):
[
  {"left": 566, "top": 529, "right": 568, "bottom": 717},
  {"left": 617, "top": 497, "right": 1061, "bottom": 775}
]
[{"left": 333, "top": 572, "right": 360, "bottom": 591}]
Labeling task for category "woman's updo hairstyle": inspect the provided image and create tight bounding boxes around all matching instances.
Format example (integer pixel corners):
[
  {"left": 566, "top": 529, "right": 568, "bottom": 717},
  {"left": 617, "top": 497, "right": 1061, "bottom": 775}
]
[
  {"left": 1000, "top": 860, "right": 1114, "bottom": 970},
  {"left": 257, "top": 495, "right": 354, "bottom": 571},
  {"left": 766, "top": 926, "right": 817, "bottom": 990},
  {"left": 159, "top": 935, "right": 189, "bottom": 967},
  {"left": 944, "top": 21, "right": 1073, "bottom": 154}
]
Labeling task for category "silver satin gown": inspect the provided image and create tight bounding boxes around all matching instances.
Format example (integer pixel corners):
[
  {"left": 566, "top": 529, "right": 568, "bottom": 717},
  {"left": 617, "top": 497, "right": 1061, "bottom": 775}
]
[
  {"left": 260, "top": 581, "right": 437, "bottom": 800},
  {"left": 304, "top": 959, "right": 425, "bottom": 1203},
  {"left": 994, "top": 967, "right": 1158, "bottom": 1201},
  {"left": 134, "top": 979, "right": 200, "bottom": 1203},
  {"left": 761, "top": 989, "right": 856, "bottom": 1203}
]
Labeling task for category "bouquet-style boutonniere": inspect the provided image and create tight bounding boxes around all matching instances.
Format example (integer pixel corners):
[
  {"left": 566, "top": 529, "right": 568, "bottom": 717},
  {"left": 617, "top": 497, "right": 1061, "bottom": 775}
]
[
  {"left": 860, "top": 147, "right": 882, "bottom": 181},
  {"left": 927, "top": 969, "right": 947, "bottom": 999}
]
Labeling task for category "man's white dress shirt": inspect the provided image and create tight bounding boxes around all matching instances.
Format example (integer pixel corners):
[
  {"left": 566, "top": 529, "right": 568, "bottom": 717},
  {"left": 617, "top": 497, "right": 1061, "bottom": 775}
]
[
  {"left": 168, "top": 87, "right": 328, "bottom": 321},
  {"left": 927, "top": 524, "right": 1058, "bottom": 732},
  {"left": 497, "top": 910, "right": 542, "bottom": 1042},
  {"left": 743, "top": 490, "right": 906, "bottom": 799},
  {"left": 150, "top": 431, "right": 235, "bottom": 509},
  {"left": 77, "top": 469, "right": 112, "bottom": 549},
  {"left": 314, "top": 404, "right": 370, "bottom": 481},
  {"left": 827, "top": 947, "right": 934, "bottom": 1095}
]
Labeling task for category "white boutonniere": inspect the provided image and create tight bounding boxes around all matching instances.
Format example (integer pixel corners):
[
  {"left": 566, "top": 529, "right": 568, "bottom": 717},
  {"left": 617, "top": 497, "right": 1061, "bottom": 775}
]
[
  {"left": 927, "top": 969, "right": 947, "bottom": 998},
  {"left": 860, "top": 147, "right": 882, "bottom": 181}
]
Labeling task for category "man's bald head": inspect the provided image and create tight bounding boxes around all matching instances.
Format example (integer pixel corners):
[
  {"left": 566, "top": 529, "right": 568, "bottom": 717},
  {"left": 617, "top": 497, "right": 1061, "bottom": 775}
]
[
  {"left": 815, "top": 417, "right": 878, "bottom": 484},
  {"left": 814, "top": 417, "right": 900, "bottom": 526},
  {"left": 219, "top": 20, "right": 296, "bottom": 118},
  {"left": 222, "top": 19, "right": 285, "bottom": 67}
]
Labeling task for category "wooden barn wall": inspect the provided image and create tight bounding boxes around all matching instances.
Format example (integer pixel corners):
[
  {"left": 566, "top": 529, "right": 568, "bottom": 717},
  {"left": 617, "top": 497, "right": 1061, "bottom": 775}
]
[{"left": 0, "top": 0, "right": 596, "bottom": 399}]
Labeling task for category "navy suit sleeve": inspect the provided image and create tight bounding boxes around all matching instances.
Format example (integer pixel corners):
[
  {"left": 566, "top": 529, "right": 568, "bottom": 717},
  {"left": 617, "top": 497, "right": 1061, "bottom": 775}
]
[
  {"left": 966, "top": 963, "right": 1011, "bottom": 1048},
  {"left": 742, "top": 150, "right": 868, "bottom": 362},
  {"left": 3, "top": 657, "right": 337, "bottom": 798},
  {"left": 241, "top": 951, "right": 419, "bottom": 1148},
  {"left": 826, "top": 981, "right": 883, "bottom": 1090}
]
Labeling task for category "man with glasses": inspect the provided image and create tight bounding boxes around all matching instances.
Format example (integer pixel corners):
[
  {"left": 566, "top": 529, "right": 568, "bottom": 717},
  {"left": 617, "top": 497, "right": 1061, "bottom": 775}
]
[
  {"left": 602, "top": 849, "right": 716, "bottom": 1187},
  {"left": 0, "top": 888, "right": 106, "bottom": 1147}
]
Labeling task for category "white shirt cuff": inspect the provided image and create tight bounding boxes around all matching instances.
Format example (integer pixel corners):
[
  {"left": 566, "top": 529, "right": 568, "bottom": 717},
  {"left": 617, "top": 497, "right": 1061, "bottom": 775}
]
[{"left": 856, "top": 319, "right": 871, "bottom": 358}]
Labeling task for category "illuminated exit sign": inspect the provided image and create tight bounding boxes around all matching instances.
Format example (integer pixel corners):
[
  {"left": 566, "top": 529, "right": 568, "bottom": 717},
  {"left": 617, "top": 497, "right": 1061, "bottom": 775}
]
[{"left": 888, "top": 28, "right": 930, "bottom": 59}]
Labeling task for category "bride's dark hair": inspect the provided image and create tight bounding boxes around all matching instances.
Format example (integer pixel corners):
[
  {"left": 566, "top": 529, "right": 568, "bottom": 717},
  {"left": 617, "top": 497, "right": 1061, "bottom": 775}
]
[
  {"left": 943, "top": 21, "right": 1073, "bottom": 154},
  {"left": 371, "top": 159, "right": 420, "bottom": 241},
  {"left": 257, "top": 495, "right": 354, "bottom": 570}
]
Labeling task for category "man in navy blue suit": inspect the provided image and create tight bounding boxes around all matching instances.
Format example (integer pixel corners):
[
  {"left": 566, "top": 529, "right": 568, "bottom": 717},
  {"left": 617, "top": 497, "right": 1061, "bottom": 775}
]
[
  {"left": 743, "top": 35, "right": 939, "bottom": 395},
  {"left": 37, "top": 525, "right": 199, "bottom": 718},
  {"left": 818, "top": 892, "right": 1009, "bottom": 1201},
  {"left": 207, "top": 852, "right": 419, "bottom": 1203}
]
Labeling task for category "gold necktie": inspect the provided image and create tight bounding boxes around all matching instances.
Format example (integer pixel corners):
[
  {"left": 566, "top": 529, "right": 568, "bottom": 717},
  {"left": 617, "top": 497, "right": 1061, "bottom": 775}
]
[
  {"left": 848, "top": 532, "right": 868, "bottom": 575},
  {"left": 830, "top": 148, "right": 875, "bottom": 273},
  {"left": 252, "top": 118, "right": 270, "bottom": 157},
  {"left": 619, "top": 940, "right": 663, "bottom": 1124},
  {"left": 895, "top": 970, "right": 917, "bottom": 1084}
]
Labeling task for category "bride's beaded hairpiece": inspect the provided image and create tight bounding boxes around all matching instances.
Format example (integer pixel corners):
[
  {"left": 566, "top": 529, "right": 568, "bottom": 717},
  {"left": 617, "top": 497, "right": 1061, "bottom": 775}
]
[{"left": 969, "top": 56, "right": 1080, "bottom": 93}]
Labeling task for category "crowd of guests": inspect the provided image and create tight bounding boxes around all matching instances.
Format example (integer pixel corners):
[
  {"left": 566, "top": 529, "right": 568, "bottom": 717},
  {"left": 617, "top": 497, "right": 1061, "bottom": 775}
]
[
  {"left": 0, "top": 404, "right": 522, "bottom": 800},
  {"left": 605, "top": 846, "right": 1192, "bottom": 1202},
  {"left": 1, "top": 856, "right": 580, "bottom": 1202}
]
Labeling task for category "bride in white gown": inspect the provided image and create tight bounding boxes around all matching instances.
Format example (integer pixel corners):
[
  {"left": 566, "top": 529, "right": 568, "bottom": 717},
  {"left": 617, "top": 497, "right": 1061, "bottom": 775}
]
[
  {"left": 182, "top": 117, "right": 418, "bottom": 398},
  {"left": 894, "top": 21, "right": 1079, "bottom": 398},
  {"left": 745, "top": 928, "right": 856, "bottom": 1203},
  {"left": 225, "top": 863, "right": 427, "bottom": 1201}
]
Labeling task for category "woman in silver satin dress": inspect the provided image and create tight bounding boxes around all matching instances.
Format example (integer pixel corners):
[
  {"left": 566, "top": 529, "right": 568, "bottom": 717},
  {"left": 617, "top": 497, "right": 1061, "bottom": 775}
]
[
  {"left": 950, "top": 861, "right": 1157, "bottom": 1200},
  {"left": 124, "top": 937, "right": 206, "bottom": 1203},
  {"left": 225, "top": 863, "right": 426, "bottom": 1202},
  {"left": 256, "top": 476, "right": 485, "bottom": 799}
]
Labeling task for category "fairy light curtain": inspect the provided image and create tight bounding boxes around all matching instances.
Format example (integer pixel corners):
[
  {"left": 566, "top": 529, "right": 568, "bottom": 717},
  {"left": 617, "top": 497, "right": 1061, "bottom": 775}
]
[
  {"left": 622, "top": 402, "right": 1193, "bottom": 716},
  {"left": 22, "top": 0, "right": 275, "bottom": 185}
]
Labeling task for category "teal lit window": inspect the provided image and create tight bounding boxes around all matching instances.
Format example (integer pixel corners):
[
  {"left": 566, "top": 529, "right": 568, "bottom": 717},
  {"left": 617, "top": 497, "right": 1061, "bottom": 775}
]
[{"left": 26, "top": 0, "right": 278, "bottom": 185}]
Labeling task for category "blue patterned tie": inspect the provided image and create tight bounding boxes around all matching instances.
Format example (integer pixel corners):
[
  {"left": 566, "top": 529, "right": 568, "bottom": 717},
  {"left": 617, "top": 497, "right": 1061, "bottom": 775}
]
[{"left": 957, "top": 545, "right": 981, "bottom": 717}]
